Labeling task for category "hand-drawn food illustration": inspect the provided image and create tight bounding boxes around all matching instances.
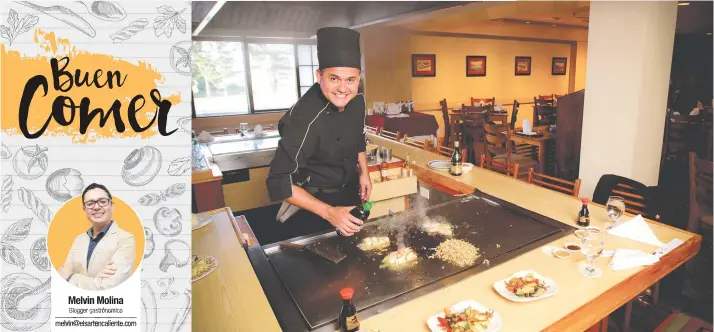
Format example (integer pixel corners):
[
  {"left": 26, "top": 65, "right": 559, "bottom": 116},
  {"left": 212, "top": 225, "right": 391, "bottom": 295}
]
[
  {"left": 153, "top": 207, "right": 182, "bottom": 237},
  {"left": 2, "top": 176, "right": 13, "bottom": 213},
  {"left": 15, "top": 1, "right": 96, "bottom": 38},
  {"left": 110, "top": 18, "right": 148, "bottom": 43},
  {"left": 168, "top": 289, "right": 191, "bottom": 332},
  {"left": 30, "top": 237, "right": 50, "bottom": 271},
  {"left": 121, "top": 146, "right": 162, "bottom": 186},
  {"left": 169, "top": 41, "right": 191, "bottom": 75},
  {"left": 0, "top": 143, "right": 12, "bottom": 159},
  {"left": 12, "top": 145, "right": 48, "bottom": 180},
  {"left": 45, "top": 168, "right": 84, "bottom": 202},
  {"left": 143, "top": 227, "right": 155, "bottom": 259},
  {"left": 159, "top": 239, "right": 189, "bottom": 272},
  {"left": 138, "top": 183, "right": 186, "bottom": 206},
  {"left": 0, "top": 244, "right": 25, "bottom": 269},
  {"left": 141, "top": 280, "right": 157, "bottom": 332},
  {"left": 153, "top": 5, "right": 186, "bottom": 38},
  {"left": 157, "top": 276, "right": 178, "bottom": 300},
  {"left": 17, "top": 188, "right": 52, "bottom": 227},
  {"left": 0, "top": 9, "right": 39, "bottom": 46},
  {"left": 78, "top": 1, "right": 127, "bottom": 21},
  {"left": 0, "top": 273, "right": 51, "bottom": 331},
  {"left": 167, "top": 156, "right": 191, "bottom": 176},
  {"left": 176, "top": 116, "right": 191, "bottom": 133},
  {"left": 1, "top": 218, "right": 32, "bottom": 244}
]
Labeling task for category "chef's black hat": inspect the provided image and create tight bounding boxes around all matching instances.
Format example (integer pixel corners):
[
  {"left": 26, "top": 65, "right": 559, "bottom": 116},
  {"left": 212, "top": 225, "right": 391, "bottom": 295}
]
[{"left": 316, "top": 27, "right": 361, "bottom": 70}]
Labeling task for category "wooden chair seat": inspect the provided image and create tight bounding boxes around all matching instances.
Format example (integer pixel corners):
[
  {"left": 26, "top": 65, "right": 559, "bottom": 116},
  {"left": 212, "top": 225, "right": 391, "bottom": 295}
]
[
  {"left": 526, "top": 168, "right": 581, "bottom": 197},
  {"left": 480, "top": 153, "right": 519, "bottom": 178}
]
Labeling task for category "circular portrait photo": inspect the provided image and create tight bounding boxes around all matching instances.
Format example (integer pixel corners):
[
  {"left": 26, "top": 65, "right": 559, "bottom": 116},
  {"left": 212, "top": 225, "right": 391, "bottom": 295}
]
[{"left": 47, "top": 183, "right": 145, "bottom": 291}]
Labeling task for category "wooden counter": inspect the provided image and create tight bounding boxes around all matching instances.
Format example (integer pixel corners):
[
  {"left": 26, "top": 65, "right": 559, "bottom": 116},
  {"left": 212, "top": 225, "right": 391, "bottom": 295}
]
[
  {"left": 194, "top": 135, "right": 701, "bottom": 332},
  {"left": 191, "top": 208, "right": 281, "bottom": 332}
]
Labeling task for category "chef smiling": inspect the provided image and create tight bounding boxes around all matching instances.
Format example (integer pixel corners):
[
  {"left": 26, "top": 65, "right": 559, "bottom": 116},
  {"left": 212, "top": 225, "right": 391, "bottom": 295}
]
[{"left": 267, "top": 27, "right": 371, "bottom": 238}]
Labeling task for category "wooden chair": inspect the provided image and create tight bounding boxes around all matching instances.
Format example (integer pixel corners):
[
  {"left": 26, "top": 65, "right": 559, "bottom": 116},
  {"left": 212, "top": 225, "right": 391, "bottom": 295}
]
[
  {"left": 536, "top": 95, "right": 555, "bottom": 106},
  {"left": 526, "top": 168, "right": 581, "bottom": 197},
  {"left": 365, "top": 125, "right": 378, "bottom": 135},
  {"left": 661, "top": 109, "right": 702, "bottom": 163},
  {"left": 480, "top": 153, "right": 519, "bottom": 178},
  {"left": 439, "top": 99, "right": 451, "bottom": 147},
  {"left": 470, "top": 97, "right": 495, "bottom": 106},
  {"left": 379, "top": 129, "right": 401, "bottom": 141},
  {"left": 403, "top": 134, "right": 429, "bottom": 150},
  {"left": 461, "top": 109, "right": 488, "bottom": 164},
  {"left": 509, "top": 100, "right": 520, "bottom": 129},
  {"left": 592, "top": 174, "right": 660, "bottom": 219},
  {"left": 687, "top": 151, "right": 713, "bottom": 233},
  {"left": 533, "top": 103, "right": 556, "bottom": 127},
  {"left": 436, "top": 144, "right": 466, "bottom": 158}
]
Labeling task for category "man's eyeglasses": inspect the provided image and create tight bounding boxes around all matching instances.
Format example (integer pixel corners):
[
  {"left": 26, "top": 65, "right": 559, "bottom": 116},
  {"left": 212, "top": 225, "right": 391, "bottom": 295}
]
[{"left": 83, "top": 198, "right": 111, "bottom": 209}]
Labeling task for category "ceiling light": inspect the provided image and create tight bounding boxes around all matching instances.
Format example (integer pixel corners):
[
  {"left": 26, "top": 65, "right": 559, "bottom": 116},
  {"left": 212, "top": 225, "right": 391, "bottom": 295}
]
[
  {"left": 526, "top": 21, "right": 530, "bottom": 24},
  {"left": 552, "top": 24, "right": 557, "bottom": 26},
  {"left": 678, "top": 2, "right": 690, "bottom": 5},
  {"left": 707, "top": 32, "right": 713, "bottom": 35}
]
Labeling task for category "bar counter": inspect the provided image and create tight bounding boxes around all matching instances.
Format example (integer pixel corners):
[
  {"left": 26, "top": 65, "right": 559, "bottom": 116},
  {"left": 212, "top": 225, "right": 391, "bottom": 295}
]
[{"left": 191, "top": 134, "right": 701, "bottom": 332}]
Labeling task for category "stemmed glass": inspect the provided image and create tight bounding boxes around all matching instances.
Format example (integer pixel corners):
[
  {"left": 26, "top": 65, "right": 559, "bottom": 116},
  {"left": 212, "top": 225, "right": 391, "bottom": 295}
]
[
  {"left": 580, "top": 227, "right": 604, "bottom": 277},
  {"left": 605, "top": 196, "right": 625, "bottom": 230}
]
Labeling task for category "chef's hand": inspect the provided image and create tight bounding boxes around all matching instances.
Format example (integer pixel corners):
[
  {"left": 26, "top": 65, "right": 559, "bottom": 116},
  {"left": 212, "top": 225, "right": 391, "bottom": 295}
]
[
  {"left": 359, "top": 174, "right": 372, "bottom": 201},
  {"left": 97, "top": 259, "right": 117, "bottom": 279},
  {"left": 324, "top": 206, "right": 363, "bottom": 236}
]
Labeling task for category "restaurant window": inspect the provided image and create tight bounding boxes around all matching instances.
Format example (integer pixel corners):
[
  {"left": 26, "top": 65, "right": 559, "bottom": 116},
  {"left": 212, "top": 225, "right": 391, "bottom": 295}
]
[
  {"left": 192, "top": 41, "right": 250, "bottom": 117},
  {"left": 297, "top": 44, "right": 319, "bottom": 96},
  {"left": 248, "top": 43, "right": 298, "bottom": 112}
]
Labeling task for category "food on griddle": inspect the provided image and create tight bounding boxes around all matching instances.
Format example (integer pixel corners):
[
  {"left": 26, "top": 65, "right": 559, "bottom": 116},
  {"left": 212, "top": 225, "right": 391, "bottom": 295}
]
[
  {"left": 422, "top": 220, "right": 454, "bottom": 236},
  {"left": 380, "top": 248, "right": 418, "bottom": 269},
  {"left": 504, "top": 273, "right": 548, "bottom": 297},
  {"left": 437, "top": 306, "right": 494, "bottom": 332},
  {"left": 431, "top": 239, "right": 480, "bottom": 267},
  {"left": 358, "top": 236, "right": 391, "bottom": 251}
]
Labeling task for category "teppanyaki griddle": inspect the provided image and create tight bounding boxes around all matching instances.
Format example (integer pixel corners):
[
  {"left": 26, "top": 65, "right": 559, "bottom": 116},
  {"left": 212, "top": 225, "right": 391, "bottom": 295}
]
[{"left": 262, "top": 190, "right": 574, "bottom": 330}]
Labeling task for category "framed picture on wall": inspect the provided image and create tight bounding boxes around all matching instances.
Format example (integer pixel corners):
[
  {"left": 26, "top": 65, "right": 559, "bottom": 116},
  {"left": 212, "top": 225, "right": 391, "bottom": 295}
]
[
  {"left": 552, "top": 57, "right": 567, "bottom": 75},
  {"left": 515, "top": 56, "right": 531, "bottom": 76},
  {"left": 412, "top": 54, "right": 436, "bottom": 77},
  {"left": 466, "top": 56, "right": 487, "bottom": 77}
]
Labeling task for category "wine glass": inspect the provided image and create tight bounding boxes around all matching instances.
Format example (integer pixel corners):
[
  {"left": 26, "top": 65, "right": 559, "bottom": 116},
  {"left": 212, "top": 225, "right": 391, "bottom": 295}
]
[
  {"left": 580, "top": 227, "right": 604, "bottom": 277},
  {"left": 605, "top": 196, "right": 625, "bottom": 230}
]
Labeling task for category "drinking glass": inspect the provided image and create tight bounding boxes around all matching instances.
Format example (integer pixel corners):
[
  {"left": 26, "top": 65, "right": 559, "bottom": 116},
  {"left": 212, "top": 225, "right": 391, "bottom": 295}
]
[
  {"left": 605, "top": 196, "right": 625, "bottom": 230},
  {"left": 580, "top": 227, "right": 604, "bottom": 277}
]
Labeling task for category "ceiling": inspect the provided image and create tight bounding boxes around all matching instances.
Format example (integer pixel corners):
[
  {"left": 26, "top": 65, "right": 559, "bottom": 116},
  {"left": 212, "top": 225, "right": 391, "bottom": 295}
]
[{"left": 675, "top": 1, "right": 713, "bottom": 35}]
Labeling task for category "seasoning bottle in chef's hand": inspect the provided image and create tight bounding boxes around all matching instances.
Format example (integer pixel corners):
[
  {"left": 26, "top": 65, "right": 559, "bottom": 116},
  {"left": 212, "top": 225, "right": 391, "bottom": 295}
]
[{"left": 336, "top": 201, "right": 373, "bottom": 237}]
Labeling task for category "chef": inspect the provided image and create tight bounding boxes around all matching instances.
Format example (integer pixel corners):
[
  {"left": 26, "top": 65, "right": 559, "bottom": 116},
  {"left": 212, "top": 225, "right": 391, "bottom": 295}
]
[{"left": 266, "top": 27, "right": 371, "bottom": 239}]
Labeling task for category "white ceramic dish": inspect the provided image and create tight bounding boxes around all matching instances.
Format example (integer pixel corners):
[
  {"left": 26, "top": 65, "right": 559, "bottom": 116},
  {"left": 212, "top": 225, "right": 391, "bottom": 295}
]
[
  {"left": 426, "top": 300, "right": 502, "bottom": 332},
  {"left": 192, "top": 213, "right": 214, "bottom": 231},
  {"left": 493, "top": 270, "right": 558, "bottom": 302},
  {"left": 428, "top": 160, "right": 474, "bottom": 173}
]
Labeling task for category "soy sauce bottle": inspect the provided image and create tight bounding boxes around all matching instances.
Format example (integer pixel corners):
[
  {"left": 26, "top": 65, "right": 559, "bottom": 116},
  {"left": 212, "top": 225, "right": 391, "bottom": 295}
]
[
  {"left": 339, "top": 288, "right": 360, "bottom": 332},
  {"left": 336, "top": 201, "right": 373, "bottom": 237},
  {"left": 577, "top": 198, "right": 590, "bottom": 227}
]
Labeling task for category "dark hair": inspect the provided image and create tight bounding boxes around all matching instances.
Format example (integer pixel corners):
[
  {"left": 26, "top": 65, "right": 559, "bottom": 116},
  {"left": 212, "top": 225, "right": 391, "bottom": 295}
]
[{"left": 82, "top": 183, "right": 112, "bottom": 202}]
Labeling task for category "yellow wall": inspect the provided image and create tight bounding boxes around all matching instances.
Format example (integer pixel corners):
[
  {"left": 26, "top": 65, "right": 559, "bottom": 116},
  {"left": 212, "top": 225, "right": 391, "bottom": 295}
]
[
  {"left": 574, "top": 41, "right": 588, "bottom": 91},
  {"left": 361, "top": 27, "right": 413, "bottom": 107}
]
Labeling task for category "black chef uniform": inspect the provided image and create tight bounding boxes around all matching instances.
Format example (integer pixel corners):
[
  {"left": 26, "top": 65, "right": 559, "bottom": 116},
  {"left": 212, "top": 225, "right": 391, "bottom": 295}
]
[{"left": 265, "top": 27, "right": 366, "bottom": 241}]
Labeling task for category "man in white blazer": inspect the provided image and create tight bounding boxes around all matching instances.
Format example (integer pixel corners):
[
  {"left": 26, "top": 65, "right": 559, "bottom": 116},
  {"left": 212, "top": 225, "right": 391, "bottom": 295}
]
[{"left": 58, "top": 183, "right": 136, "bottom": 291}]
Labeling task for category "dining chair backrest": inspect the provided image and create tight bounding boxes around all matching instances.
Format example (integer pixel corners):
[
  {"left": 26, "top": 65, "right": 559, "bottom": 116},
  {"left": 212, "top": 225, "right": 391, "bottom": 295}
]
[
  {"left": 480, "top": 153, "right": 519, "bottom": 178},
  {"left": 526, "top": 168, "right": 581, "bottom": 197},
  {"left": 482, "top": 123, "right": 510, "bottom": 160},
  {"left": 436, "top": 144, "right": 466, "bottom": 158},
  {"left": 534, "top": 104, "right": 556, "bottom": 126},
  {"left": 403, "top": 134, "right": 430, "bottom": 150},
  {"left": 379, "top": 129, "right": 401, "bottom": 141},
  {"left": 440, "top": 99, "right": 450, "bottom": 147},
  {"left": 688, "top": 152, "right": 713, "bottom": 233},
  {"left": 592, "top": 174, "right": 659, "bottom": 219},
  {"left": 365, "top": 125, "right": 378, "bottom": 135},
  {"left": 471, "top": 97, "right": 495, "bottom": 106},
  {"left": 510, "top": 100, "right": 520, "bottom": 129}
]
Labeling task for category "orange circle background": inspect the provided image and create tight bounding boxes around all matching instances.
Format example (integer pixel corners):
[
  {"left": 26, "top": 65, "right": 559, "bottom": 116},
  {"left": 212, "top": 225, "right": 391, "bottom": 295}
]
[{"left": 47, "top": 196, "right": 145, "bottom": 275}]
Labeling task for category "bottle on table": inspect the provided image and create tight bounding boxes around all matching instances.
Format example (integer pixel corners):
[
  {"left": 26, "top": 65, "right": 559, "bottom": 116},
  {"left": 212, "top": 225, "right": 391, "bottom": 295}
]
[
  {"left": 339, "top": 288, "right": 360, "bottom": 332},
  {"left": 337, "top": 201, "right": 373, "bottom": 237},
  {"left": 577, "top": 198, "right": 591, "bottom": 227},
  {"left": 449, "top": 141, "right": 463, "bottom": 176},
  {"left": 401, "top": 153, "right": 412, "bottom": 178},
  {"left": 380, "top": 159, "right": 389, "bottom": 182}
]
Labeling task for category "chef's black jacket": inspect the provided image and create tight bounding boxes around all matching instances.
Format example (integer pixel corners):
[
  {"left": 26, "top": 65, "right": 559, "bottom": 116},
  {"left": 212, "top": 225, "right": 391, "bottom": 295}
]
[{"left": 266, "top": 83, "right": 366, "bottom": 202}]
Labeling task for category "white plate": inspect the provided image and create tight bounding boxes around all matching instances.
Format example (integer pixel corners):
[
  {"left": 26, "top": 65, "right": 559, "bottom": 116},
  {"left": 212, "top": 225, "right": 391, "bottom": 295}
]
[
  {"left": 428, "top": 160, "right": 474, "bottom": 173},
  {"left": 493, "top": 270, "right": 558, "bottom": 302},
  {"left": 426, "top": 300, "right": 502, "bottom": 332},
  {"left": 192, "top": 213, "right": 214, "bottom": 231}
]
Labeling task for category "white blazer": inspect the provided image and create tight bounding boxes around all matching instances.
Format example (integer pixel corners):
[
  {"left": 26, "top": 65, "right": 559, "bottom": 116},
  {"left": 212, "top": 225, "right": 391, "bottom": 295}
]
[{"left": 58, "top": 221, "right": 136, "bottom": 290}]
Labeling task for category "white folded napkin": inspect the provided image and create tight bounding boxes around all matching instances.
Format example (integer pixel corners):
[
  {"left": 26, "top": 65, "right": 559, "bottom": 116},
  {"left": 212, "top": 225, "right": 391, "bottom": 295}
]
[
  {"left": 495, "top": 104, "right": 503, "bottom": 112},
  {"left": 690, "top": 108, "right": 700, "bottom": 116},
  {"left": 608, "top": 249, "right": 659, "bottom": 270},
  {"left": 386, "top": 113, "right": 409, "bottom": 118},
  {"left": 607, "top": 215, "right": 664, "bottom": 247},
  {"left": 522, "top": 119, "right": 532, "bottom": 134},
  {"left": 197, "top": 131, "right": 215, "bottom": 143}
]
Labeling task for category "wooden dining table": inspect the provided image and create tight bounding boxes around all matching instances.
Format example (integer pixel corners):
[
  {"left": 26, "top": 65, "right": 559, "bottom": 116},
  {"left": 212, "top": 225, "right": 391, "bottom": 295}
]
[{"left": 509, "top": 125, "right": 556, "bottom": 173}]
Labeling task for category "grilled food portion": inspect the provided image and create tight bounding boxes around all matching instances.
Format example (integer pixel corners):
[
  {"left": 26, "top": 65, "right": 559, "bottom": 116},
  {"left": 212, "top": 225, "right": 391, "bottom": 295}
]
[
  {"left": 358, "top": 236, "right": 391, "bottom": 251},
  {"left": 422, "top": 220, "right": 454, "bottom": 237},
  {"left": 505, "top": 273, "right": 547, "bottom": 297},
  {"left": 431, "top": 239, "right": 480, "bottom": 267},
  {"left": 380, "top": 248, "right": 418, "bottom": 269}
]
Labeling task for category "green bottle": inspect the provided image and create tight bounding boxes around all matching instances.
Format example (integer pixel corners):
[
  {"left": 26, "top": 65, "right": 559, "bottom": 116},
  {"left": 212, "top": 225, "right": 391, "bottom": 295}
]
[{"left": 337, "top": 201, "right": 373, "bottom": 237}]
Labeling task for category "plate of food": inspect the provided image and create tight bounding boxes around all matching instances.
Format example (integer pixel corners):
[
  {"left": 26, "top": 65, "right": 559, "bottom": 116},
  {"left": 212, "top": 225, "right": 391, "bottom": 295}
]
[
  {"left": 358, "top": 236, "right": 391, "bottom": 252},
  {"left": 426, "top": 300, "right": 502, "bottom": 332},
  {"left": 493, "top": 270, "right": 557, "bottom": 302},
  {"left": 380, "top": 248, "right": 418, "bottom": 270},
  {"left": 192, "top": 255, "right": 218, "bottom": 283}
]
